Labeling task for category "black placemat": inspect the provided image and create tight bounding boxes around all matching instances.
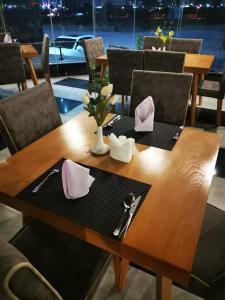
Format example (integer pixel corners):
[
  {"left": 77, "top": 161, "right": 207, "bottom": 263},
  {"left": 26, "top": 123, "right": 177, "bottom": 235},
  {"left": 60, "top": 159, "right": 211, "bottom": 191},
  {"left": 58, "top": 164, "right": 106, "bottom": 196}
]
[
  {"left": 17, "top": 159, "right": 150, "bottom": 239},
  {"left": 103, "top": 116, "right": 179, "bottom": 151}
]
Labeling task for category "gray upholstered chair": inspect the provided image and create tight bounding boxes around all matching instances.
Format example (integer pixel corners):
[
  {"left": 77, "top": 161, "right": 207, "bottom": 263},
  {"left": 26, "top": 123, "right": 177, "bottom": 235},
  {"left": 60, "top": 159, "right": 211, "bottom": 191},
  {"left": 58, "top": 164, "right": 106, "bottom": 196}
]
[
  {"left": 198, "top": 71, "right": 225, "bottom": 126},
  {"left": 83, "top": 37, "right": 105, "bottom": 82},
  {"left": 130, "top": 70, "right": 193, "bottom": 126},
  {"left": 143, "top": 36, "right": 172, "bottom": 50},
  {"left": 143, "top": 50, "right": 185, "bottom": 73},
  {"left": 0, "top": 43, "right": 27, "bottom": 91},
  {"left": 131, "top": 203, "right": 225, "bottom": 300},
  {"left": 35, "top": 34, "right": 50, "bottom": 84},
  {"left": 170, "top": 38, "right": 203, "bottom": 54},
  {"left": 107, "top": 48, "right": 143, "bottom": 112},
  {"left": 0, "top": 82, "right": 62, "bottom": 154},
  {"left": 0, "top": 218, "right": 111, "bottom": 300}
]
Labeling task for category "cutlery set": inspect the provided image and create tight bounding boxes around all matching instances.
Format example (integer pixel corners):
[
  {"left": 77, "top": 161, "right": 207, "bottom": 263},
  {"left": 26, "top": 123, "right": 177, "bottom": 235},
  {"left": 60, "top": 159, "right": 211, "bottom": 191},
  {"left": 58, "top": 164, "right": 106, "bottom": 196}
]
[
  {"left": 113, "top": 193, "right": 142, "bottom": 239},
  {"left": 103, "top": 115, "right": 121, "bottom": 129}
]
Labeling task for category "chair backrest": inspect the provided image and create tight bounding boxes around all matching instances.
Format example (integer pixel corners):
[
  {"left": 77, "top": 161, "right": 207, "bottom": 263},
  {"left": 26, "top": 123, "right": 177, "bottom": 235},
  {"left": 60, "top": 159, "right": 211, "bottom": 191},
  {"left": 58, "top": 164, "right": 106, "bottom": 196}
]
[
  {"left": 83, "top": 37, "right": 105, "bottom": 81},
  {"left": 0, "top": 33, "right": 6, "bottom": 43},
  {"left": 170, "top": 38, "right": 203, "bottom": 54},
  {"left": 0, "top": 43, "right": 26, "bottom": 85},
  {"left": 143, "top": 50, "right": 185, "bottom": 73},
  {"left": 107, "top": 48, "right": 143, "bottom": 95},
  {"left": 143, "top": 36, "right": 172, "bottom": 50},
  {"left": 41, "top": 34, "right": 49, "bottom": 74},
  {"left": 0, "top": 82, "right": 62, "bottom": 154},
  {"left": 130, "top": 70, "right": 193, "bottom": 125},
  {"left": 0, "top": 238, "right": 63, "bottom": 300}
]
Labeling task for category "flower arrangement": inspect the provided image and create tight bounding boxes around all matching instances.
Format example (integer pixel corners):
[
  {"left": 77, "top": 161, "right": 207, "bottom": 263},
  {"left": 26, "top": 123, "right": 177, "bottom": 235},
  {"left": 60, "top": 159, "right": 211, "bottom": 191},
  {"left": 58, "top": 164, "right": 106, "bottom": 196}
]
[
  {"left": 82, "top": 66, "right": 117, "bottom": 126},
  {"left": 154, "top": 26, "right": 174, "bottom": 45}
]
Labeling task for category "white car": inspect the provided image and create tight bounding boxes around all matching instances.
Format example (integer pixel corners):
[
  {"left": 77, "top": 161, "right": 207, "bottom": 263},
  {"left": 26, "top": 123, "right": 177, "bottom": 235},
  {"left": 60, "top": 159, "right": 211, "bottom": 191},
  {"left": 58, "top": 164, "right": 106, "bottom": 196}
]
[{"left": 49, "top": 34, "right": 94, "bottom": 61}]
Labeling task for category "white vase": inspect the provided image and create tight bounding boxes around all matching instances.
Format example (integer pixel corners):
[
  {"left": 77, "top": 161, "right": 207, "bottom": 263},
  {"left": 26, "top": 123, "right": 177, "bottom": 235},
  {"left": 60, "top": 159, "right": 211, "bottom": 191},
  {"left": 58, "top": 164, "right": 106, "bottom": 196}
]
[{"left": 91, "top": 126, "right": 109, "bottom": 155}]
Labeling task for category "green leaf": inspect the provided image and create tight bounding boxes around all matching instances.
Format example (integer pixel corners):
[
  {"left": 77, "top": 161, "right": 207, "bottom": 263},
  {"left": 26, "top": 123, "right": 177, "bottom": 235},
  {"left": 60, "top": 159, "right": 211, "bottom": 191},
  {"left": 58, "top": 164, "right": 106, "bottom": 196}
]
[
  {"left": 169, "top": 31, "right": 174, "bottom": 37},
  {"left": 160, "top": 34, "right": 167, "bottom": 44}
]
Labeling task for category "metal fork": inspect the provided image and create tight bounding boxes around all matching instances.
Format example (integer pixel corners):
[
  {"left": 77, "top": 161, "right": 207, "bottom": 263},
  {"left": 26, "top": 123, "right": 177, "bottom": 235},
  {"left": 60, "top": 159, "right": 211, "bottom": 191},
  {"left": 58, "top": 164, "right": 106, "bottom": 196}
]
[{"left": 32, "top": 169, "right": 60, "bottom": 194}]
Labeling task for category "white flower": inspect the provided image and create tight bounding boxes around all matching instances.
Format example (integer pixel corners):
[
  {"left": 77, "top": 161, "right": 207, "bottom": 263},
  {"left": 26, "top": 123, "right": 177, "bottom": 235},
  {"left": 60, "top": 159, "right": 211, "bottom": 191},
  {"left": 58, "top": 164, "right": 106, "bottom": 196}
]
[
  {"left": 101, "top": 84, "right": 113, "bottom": 96},
  {"left": 109, "top": 95, "right": 117, "bottom": 105},
  {"left": 82, "top": 94, "right": 90, "bottom": 105},
  {"left": 86, "top": 91, "right": 92, "bottom": 98}
]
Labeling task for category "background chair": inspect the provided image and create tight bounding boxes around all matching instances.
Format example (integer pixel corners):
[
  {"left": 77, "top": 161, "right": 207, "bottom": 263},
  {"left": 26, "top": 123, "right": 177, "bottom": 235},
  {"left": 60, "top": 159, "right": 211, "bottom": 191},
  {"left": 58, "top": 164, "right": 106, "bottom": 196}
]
[
  {"left": 35, "top": 34, "right": 50, "bottom": 84},
  {"left": 83, "top": 37, "right": 105, "bottom": 82},
  {"left": 107, "top": 48, "right": 143, "bottom": 113},
  {"left": 170, "top": 38, "right": 203, "bottom": 54},
  {"left": 143, "top": 50, "right": 185, "bottom": 73},
  {"left": 0, "top": 82, "right": 62, "bottom": 154},
  {"left": 130, "top": 70, "right": 193, "bottom": 125},
  {"left": 198, "top": 71, "right": 225, "bottom": 126},
  {"left": 0, "top": 43, "right": 27, "bottom": 93},
  {"left": 143, "top": 36, "right": 172, "bottom": 50},
  {"left": 0, "top": 217, "right": 111, "bottom": 300}
]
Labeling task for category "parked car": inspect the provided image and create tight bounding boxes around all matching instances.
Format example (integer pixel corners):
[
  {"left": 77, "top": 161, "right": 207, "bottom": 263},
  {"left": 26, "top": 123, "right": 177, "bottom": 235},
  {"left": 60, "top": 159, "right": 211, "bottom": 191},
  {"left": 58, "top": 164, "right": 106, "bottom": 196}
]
[{"left": 49, "top": 34, "right": 94, "bottom": 62}]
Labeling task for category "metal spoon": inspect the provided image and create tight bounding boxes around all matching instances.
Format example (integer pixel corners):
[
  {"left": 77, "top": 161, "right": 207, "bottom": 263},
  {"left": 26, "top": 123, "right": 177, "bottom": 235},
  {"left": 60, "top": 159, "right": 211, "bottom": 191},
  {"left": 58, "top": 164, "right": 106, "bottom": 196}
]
[{"left": 113, "top": 192, "right": 135, "bottom": 236}]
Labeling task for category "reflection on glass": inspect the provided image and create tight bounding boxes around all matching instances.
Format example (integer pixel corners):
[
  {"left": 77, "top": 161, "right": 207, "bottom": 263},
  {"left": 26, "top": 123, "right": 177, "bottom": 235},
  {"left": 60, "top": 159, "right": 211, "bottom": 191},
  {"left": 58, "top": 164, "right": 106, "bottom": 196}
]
[{"left": 0, "top": 0, "right": 224, "bottom": 70}]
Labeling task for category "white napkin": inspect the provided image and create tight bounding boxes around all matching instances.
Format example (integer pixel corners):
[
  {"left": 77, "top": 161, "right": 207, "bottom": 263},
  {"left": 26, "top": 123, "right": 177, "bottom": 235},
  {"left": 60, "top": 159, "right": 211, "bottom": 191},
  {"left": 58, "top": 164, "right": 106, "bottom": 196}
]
[
  {"left": 4, "top": 33, "right": 12, "bottom": 43},
  {"left": 134, "top": 96, "right": 155, "bottom": 132},
  {"left": 62, "top": 159, "right": 95, "bottom": 199},
  {"left": 109, "top": 133, "right": 135, "bottom": 163}
]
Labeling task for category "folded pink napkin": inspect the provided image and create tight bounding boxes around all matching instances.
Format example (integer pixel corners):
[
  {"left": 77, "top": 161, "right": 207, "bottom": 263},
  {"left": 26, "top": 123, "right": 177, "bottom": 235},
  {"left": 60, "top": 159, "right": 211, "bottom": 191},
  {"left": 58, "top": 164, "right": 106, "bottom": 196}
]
[
  {"left": 62, "top": 159, "right": 95, "bottom": 199},
  {"left": 4, "top": 33, "right": 12, "bottom": 43},
  {"left": 134, "top": 96, "right": 155, "bottom": 132}
]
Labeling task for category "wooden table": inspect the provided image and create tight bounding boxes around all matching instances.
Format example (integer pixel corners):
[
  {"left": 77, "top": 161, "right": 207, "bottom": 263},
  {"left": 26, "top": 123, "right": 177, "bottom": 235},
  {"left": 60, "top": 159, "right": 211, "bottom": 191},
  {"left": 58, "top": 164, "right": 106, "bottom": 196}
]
[
  {"left": 21, "top": 44, "right": 39, "bottom": 86},
  {"left": 0, "top": 112, "right": 220, "bottom": 300},
  {"left": 96, "top": 53, "right": 214, "bottom": 127}
]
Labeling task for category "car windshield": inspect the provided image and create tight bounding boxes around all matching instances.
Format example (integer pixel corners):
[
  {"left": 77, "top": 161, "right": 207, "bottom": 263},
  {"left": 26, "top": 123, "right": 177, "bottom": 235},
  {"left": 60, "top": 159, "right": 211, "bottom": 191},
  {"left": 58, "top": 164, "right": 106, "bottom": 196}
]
[{"left": 54, "top": 38, "right": 77, "bottom": 49}]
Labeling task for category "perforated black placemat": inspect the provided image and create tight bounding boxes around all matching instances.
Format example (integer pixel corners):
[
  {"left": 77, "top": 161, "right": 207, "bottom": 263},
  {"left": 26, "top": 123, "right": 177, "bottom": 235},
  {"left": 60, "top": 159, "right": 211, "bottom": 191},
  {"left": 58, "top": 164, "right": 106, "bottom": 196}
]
[
  {"left": 103, "top": 116, "right": 179, "bottom": 151},
  {"left": 17, "top": 159, "right": 150, "bottom": 239}
]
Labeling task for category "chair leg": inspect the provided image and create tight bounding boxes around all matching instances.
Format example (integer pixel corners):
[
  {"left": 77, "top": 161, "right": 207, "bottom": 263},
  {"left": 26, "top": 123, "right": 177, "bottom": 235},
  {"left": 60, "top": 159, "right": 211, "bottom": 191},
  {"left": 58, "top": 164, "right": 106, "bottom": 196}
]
[
  {"left": 44, "top": 72, "right": 51, "bottom": 85},
  {"left": 17, "top": 83, "right": 21, "bottom": 92},
  {"left": 122, "top": 95, "right": 125, "bottom": 115},
  {"left": 198, "top": 74, "right": 204, "bottom": 106},
  {"left": 216, "top": 99, "right": 222, "bottom": 127},
  {"left": 21, "top": 82, "right": 28, "bottom": 91}
]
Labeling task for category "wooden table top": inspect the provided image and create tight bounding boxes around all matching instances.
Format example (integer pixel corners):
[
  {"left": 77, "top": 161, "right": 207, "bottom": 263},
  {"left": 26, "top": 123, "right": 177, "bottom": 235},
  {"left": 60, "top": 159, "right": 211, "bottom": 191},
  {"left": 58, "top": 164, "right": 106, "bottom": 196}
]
[
  {"left": 20, "top": 44, "right": 38, "bottom": 59},
  {"left": 96, "top": 53, "right": 215, "bottom": 74},
  {"left": 0, "top": 112, "right": 220, "bottom": 286}
]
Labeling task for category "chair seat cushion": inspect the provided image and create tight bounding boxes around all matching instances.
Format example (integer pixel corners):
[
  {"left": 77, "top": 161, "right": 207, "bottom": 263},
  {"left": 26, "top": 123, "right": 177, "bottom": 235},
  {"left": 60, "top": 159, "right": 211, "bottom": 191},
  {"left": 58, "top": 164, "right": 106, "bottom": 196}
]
[
  {"left": 198, "top": 80, "right": 222, "bottom": 98},
  {"left": 10, "top": 219, "right": 111, "bottom": 300}
]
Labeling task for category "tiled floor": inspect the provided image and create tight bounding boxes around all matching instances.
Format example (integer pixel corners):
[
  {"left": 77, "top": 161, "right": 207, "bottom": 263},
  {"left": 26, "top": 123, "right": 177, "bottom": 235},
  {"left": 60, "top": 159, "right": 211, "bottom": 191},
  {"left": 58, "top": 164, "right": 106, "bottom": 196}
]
[{"left": 0, "top": 75, "right": 224, "bottom": 299}]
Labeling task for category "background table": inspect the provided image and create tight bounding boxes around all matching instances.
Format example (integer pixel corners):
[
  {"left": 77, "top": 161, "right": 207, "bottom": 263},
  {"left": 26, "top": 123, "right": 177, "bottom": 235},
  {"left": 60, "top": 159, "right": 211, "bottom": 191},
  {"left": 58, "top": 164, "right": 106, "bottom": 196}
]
[
  {"left": 0, "top": 112, "right": 220, "bottom": 300},
  {"left": 96, "top": 53, "right": 214, "bottom": 127}
]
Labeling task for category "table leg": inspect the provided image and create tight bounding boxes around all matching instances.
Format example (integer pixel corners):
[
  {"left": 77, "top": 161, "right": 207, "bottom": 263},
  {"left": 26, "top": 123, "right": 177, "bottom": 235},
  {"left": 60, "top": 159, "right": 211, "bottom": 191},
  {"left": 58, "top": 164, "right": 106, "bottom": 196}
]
[
  {"left": 156, "top": 274, "right": 172, "bottom": 300},
  {"left": 198, "top": 74, "right": 204, "bottom": 106},
  {"left": 113, "top": 255, "right": 129, "bottom": 291},
  {"left": 25, "top": 58, "right": 39, "bottom": 86},
  {"left": 100, "top": 64, "right": 106, "bottom": 81},
  {"left": 191, "top": 73, "right": 199, "bottom": 127}
]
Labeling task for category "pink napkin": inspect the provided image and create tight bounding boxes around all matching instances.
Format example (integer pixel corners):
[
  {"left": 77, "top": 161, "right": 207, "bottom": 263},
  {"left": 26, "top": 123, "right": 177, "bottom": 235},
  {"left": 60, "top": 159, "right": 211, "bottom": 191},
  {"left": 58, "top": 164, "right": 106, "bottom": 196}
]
[
  {"left": 134, "top": 96, "right": 155, "bottom": 132},
  {"left": 62, "top": 159, "right": 95, "bottom": 199},
  {"left": 4, "top": 33, "right": 12, "bottom": 43}
]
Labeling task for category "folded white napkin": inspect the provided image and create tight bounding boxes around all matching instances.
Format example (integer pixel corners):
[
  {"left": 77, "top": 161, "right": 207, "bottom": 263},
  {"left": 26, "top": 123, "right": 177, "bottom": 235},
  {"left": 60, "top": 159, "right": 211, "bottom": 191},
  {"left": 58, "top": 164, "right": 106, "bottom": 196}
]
[
  {"left": 62, "top": 159, "right": 95, "bottom": 199},
  {"left": 134, "top": 96, "right": 155, "bottom": 132},
  {"left": 4, "top": 34, "right": 12, "bottom": 43},
  {"left": 109, "top": 133, "right": 135, "bottom": 163}
]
